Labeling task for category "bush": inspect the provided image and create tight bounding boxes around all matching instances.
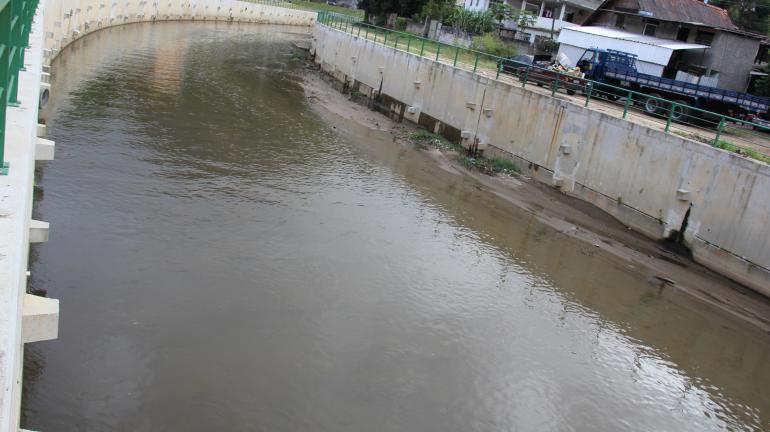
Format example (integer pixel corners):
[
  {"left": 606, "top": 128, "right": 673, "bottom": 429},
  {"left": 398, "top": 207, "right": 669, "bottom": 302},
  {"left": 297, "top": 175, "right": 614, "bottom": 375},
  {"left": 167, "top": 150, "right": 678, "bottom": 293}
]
[
  {"left": 395, "top": 17, "right": 407, "bottom": 31},
  {"left": 470, "top": 33, "right": 517, "bottom": 57},
  {"left": 444, "top": 8, "right": 495, "bottom": 34}
]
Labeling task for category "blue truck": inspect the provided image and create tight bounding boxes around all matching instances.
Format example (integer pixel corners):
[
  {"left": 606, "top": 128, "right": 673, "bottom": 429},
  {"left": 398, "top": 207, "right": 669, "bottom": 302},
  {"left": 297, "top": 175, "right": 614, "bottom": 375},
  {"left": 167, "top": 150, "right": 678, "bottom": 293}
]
[{"left": 574, "top": 48, "right": 770, "bottom": 122}]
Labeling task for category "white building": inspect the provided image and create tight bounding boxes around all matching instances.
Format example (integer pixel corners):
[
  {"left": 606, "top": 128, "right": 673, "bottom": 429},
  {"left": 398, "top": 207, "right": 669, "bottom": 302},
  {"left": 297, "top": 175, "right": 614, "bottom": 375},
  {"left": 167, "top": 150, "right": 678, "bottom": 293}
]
[{"left": 461, "top": 0, "right": 602, "bottom": 45}]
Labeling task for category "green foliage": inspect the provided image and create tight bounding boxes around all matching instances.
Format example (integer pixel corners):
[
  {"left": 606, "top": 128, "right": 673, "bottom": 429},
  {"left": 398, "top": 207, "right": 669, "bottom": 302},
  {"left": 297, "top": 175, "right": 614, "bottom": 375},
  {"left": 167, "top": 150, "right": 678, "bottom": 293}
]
[
  {"left": 409, "top": 130, "right": 463, "bottom": 151},
  {"left": 715, "top": 140, "right": 770, "bottom": 163},
  {"left": 489, "top": 2, "right": 535, "bottom": 27},
  {"left": 394, "top": 16, "right": 407, "bottom": 30},
  {"left": 461, "top": 156, "right": 519, "bottom": 174},
  {"left": 711, "top": 0, "right": 770, "bottom": 34},
  {"left": 470, "top": 33, "right": 517, "bottom": 57},
  {"left": 420, "top": 0, "right": 454, "bottom": 20},
  {"left": 444, "top": 7, "right": 495, "bottom": 34},
  {"left": 358, "top": 0, "right": 426, "bottom": 19}
]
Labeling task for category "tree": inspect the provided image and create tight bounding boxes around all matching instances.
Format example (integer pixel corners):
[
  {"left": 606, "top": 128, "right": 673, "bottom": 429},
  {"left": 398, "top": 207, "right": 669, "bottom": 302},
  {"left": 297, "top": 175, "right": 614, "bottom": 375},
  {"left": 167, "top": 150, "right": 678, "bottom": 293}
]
[
  {"left": 489, "top": 2, "right": 535, "bottom": 34},
  {"left": 420, "top": 0, "right": 455, "bottom": 36},
  {"left": 358, "top": 0, "right": 427, "bottom": 22},
  {"left": 711, "top": 0, "right": 770, "bottom": 34}
]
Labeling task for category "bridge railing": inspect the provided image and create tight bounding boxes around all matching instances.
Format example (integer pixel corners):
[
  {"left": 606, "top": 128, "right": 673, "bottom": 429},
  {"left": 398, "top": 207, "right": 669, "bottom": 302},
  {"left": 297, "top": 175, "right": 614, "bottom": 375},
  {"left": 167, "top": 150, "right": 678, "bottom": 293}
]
[
  {"left": 1, "top": 0, "right": 39, "bottom": 175},
  {"left": 317, "top": 11, "right": 770, "bottom": 165}
]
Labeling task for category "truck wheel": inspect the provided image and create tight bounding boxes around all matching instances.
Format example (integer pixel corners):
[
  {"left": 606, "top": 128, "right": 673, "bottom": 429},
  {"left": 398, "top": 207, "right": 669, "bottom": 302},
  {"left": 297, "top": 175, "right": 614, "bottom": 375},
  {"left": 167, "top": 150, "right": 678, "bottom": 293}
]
[
  {"left": 644, "top": 94, "right": 663, "bottom": 115},
  {"left": 671, "top": 100, "right": 693, "bottom": 123}
]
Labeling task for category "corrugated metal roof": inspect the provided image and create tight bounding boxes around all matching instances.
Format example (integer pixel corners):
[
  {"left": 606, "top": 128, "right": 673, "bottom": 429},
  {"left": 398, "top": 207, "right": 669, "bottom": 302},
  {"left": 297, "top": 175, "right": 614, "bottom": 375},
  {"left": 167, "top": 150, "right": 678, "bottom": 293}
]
[
  {"left": 562, "top": 25, "right": 710, "bottom": 50},
  {"left": 584, "top": 0, "right": 737, "bottom": 30},
  {"left": 636, "top": 0, "right": 736, "bottom": 29}
]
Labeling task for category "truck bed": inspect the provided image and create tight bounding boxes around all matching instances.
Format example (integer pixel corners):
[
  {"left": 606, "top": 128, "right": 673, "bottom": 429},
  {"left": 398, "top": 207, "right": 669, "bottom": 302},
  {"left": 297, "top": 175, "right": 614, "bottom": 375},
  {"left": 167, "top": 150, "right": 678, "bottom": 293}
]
[{"left": 603, "top": 67, "right": 770, "bottom": 113}]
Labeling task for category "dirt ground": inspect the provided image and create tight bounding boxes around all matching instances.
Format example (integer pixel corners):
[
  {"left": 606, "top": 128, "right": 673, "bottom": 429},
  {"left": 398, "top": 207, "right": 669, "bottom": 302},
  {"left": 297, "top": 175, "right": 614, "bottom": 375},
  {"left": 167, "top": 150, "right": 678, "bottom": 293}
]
[{"left": 300, "top": 68, "right": 770, "bottom": 334}]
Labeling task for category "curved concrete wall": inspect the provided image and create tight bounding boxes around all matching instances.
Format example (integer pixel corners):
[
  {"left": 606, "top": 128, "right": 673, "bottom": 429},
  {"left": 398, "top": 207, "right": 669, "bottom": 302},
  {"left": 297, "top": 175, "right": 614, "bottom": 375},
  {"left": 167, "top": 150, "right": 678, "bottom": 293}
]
[
  {"left": 42, "top": 0, "right": 316, "bottom": 61},
  {"left": 313, "top": 24, "right": 770, "bottom": 297}
]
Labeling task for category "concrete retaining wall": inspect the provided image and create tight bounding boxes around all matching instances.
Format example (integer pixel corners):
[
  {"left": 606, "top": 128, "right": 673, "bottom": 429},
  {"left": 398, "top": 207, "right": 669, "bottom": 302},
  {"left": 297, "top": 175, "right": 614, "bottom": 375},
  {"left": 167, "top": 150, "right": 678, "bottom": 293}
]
[
  {"left": 42, "top": 0, "right": 317, "bottom": 61},
  {"left": 313, "top": 24, "right": 770, "bottom": 296}
]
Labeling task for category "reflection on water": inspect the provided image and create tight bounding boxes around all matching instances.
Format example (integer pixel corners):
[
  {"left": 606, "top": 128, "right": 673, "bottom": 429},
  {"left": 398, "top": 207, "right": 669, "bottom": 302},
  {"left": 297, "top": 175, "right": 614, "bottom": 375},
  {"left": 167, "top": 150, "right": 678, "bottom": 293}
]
[{"left": 23, "top": 22, "right": 770, "bottom": 432}]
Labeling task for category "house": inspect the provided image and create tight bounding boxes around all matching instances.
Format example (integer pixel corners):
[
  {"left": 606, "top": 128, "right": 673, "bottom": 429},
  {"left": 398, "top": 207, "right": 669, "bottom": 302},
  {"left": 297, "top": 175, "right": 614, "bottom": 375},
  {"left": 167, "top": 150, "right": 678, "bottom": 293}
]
[
  {"left": 577, "top": 0, "right": 765, "bottom": 92},
  {"left": 461, "top": 0, "right": 602, "bottom": 46}
]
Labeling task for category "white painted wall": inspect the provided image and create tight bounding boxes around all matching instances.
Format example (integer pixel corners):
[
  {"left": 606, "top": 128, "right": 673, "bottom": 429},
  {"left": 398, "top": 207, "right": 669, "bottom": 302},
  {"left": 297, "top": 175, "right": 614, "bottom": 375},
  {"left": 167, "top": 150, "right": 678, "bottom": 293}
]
[
  {"left": 43, "top": 0, "right": 317, "bottom": 61},
  {"left": 313, "top": 24, "right": 770, "bottom": 296}
]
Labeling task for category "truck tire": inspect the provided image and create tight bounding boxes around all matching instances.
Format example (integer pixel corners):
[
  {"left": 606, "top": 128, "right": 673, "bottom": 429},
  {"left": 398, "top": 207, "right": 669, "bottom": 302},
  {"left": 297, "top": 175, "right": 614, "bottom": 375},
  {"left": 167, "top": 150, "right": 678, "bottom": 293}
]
[
  {"left": 671, "top": 100, "right": 693, "bottom": 123},
  {"left": 644, "top": 94, "right": 664, "bottom": 115}
]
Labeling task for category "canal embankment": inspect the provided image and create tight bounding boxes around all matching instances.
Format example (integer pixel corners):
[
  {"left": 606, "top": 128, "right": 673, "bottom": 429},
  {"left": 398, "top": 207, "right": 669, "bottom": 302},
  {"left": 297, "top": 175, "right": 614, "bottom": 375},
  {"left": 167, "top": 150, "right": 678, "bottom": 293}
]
[
  {"left": 301, "top": 69, "right": 770, "bottom": 333},
  {"left": 311, "top": 23, "right": 770, "bottom": 298}
]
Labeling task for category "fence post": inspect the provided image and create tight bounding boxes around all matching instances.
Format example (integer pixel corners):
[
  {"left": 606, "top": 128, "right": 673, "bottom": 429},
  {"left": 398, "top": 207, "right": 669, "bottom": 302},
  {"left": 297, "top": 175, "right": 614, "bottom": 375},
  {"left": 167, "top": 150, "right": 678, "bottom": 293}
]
[
  {"left": 394, "top": 34, "right": 399, "bottom": 49},
  {"left": 365, "top": 26, "right": 369, "bottom": 40},
  {"left": 622, "top": 90, "right": 632, "bottom": 119},
  {"left": 454, "top": 46, "right": 460, "bottom": 67},
  {"left": 713, "top": 117, "right": 726, "bottom": 146},
  {"left": 584, "top": 82, "right": 593, "bottom": 107},
  {"left": 435, "top": 44, "right": 441, "bottom": 62},
  {"left": 665, "top": 101, "right": 675, "bottom": 133},
  {"left": 383, "top": 30, "right": 388, "bottom": 45},
  {"left": 357, "top": 24, "right": 361, "bottom": 37},
  {"left": 551, "top": 73, "right": 560, "bottom": 97},
  {"left": 420, "top": 38, "right": 426, "bottom": 56},
  {"left": 496, "top": 60, "right": 501, "bottom": 80},
  {"left": 522, "top": 66, "right": 530, "bottom": 88},
  {"left": 473, "top": 52, "right": 479, "bottom": 73},
  {"left": 406, "top": 36, "right": 411, "bottom": 53}
]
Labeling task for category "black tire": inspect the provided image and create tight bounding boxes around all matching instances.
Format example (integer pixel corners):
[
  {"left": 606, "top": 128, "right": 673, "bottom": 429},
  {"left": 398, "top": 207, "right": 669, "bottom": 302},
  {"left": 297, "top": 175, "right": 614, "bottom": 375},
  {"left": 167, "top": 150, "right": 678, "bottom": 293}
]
[
  {"left": 670, "top": 100, "right": 693, "bottom": 123},
  {"left": 644, "top": 93, "right": 664, "bottom": 115}
]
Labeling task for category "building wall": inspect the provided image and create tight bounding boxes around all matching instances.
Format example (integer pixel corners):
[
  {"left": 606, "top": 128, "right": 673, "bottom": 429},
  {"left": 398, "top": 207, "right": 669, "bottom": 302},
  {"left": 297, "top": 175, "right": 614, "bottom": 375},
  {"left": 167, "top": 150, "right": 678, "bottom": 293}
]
[{"left": 313, "top": 23, "right": 770, "bottom": 296}]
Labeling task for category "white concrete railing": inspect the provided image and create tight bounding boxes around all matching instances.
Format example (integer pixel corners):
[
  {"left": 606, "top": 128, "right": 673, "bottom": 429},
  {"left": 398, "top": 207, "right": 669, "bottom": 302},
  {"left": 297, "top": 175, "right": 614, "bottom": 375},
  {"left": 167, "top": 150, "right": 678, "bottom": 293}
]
[
  {"left": 0, "top": 8, "right": 59, "bottom": 432},
  {"left": 1, "top": 2, "right": 315, "bottom": 431},
  {"left": 43, "top": 0, "right": 317, "bottom": 62}
]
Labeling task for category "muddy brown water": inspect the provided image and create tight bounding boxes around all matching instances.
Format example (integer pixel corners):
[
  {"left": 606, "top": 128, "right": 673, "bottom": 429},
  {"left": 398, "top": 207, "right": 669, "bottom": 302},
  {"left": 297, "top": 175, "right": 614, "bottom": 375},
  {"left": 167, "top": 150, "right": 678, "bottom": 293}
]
[{"left": 22, "top": 22, "right": 770, "bottom": 431}]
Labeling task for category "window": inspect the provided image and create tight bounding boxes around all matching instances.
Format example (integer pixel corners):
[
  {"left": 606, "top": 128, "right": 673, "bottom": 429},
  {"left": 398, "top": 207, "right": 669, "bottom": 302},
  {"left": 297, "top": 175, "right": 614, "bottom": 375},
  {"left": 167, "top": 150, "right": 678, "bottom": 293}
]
[
  {"left": 643, "top": 23, "right": 657, "bottom": 36},
  {"left": 615, "top": 14, "right": 625, "bottom": 28},
  {"left": 695, "top": 30, "right": 714, "bottom": 46},
  {"left": 676, "top": 27, "right": 690, "bottom": 42},
  {"left": 542, "top": 6, "right": 554, "bottom": 18},
  {"left": 564, "top": 11, "right": 575, "bottom": 23}
]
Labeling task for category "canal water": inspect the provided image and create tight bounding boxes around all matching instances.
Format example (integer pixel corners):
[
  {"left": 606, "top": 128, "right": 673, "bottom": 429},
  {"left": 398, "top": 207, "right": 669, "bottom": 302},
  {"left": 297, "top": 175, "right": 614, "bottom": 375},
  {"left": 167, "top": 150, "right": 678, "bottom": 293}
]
[{"left": 24, "top": 22, "right": 770, "bottom": 431}]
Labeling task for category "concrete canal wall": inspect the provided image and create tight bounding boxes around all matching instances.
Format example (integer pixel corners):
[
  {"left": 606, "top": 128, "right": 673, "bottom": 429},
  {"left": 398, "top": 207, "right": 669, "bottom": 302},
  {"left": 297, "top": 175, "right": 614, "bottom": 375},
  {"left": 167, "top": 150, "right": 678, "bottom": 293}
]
[
  {"left": 42, "top": 0, "right": 317, "bottom": 61},
  {"left": 312, "top": 24, "right": 770, "bottom": 297},
  {"left": 1, "top": 3, "right": 315, "bottom": 432}
]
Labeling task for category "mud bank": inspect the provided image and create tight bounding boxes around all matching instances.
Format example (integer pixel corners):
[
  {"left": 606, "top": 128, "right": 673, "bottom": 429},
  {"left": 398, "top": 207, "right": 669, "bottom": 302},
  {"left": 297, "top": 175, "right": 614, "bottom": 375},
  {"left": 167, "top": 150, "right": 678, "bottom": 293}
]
[{"left": 301, "top": 68, "right": 770, "bottom": 334}]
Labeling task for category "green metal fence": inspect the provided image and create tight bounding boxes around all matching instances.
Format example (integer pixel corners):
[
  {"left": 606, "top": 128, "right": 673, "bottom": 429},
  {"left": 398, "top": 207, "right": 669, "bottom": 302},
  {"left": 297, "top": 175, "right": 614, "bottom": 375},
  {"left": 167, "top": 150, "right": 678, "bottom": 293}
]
[
  {"left": 0, "top": 0, "right": 39, "bottom": 175},
  {"left": 317, "top": 11, "right": 770, "bottom": 164}
]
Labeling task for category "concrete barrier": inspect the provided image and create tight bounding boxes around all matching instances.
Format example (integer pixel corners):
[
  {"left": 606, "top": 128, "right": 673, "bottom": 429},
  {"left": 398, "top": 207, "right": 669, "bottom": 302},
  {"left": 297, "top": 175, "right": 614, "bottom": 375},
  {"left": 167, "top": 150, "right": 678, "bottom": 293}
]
[
  {"left": 43, "top": 0, "right": 317, "bottom": 62},
  {"left": 313, "top": 24, "right": 770, "bottom": 296}
]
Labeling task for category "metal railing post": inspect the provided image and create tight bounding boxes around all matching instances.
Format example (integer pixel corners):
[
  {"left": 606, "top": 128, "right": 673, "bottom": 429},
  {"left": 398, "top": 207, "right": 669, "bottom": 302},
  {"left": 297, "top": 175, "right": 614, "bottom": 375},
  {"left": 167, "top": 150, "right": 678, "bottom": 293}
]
[
  {"left": 584, "top": 82, "right": 593, "bottom": 107},
  {"left": 665, "top": 101, "right": 675, "bottom": 133},
  {"left": 496, "top": 60, "right": 501, "bottom": 80},
  {"left": 622, "top": 91, "right": 632, "bottom": 119},
  {"left": 713, "top": 117, "right": 726, "bottom": 146},
  {"left": 394, "top": 34, "right": 399, "bottom": 49},
  {"left": 453, "top": 46, "right": 460, "bottom": 67},
  {"left": 473, "top": 52, "right": 479, "bottom": 73},
  {"left": 406, "top": 36, "right": 411, "bottom": 53},
  {"left": 383, "top": 30, "right": 387, "bottom": 45},
  {"left": 420, "top": 38, "right": 426, "bottom": 57},
  {"left": 522, "top": 65, "right": 530, "bottom": 88},
  {"left": 551, "top": 73, "right": 560, "bottom": 97},
  {"left": 435, "top": 43, "right": 441, "bottom": 62}
]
